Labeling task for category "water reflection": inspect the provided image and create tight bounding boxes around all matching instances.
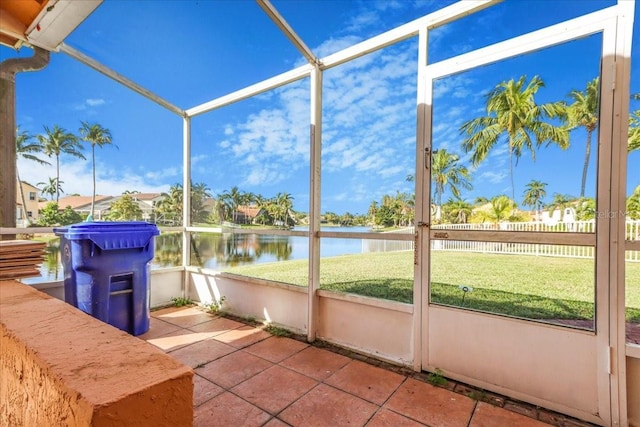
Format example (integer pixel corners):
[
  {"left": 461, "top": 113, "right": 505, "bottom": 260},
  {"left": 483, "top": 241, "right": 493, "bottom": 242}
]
[
  {"left": 28, "top": 227, "right": 371, "bottom": 280},
  {"left": 191, "top": 233, "right": 296, "bottom": 269},
  {"left": 43, "top": 239, "right": 62, "bottom": 279},
  {"left": 20, "top": 238, "right": 64, "bottom": 283},
  {"left": 25, "top": 234, "right": 184, "bottom": 283},
  {"left": 155, "top": 233, "right": 182, "bottom": 267}
]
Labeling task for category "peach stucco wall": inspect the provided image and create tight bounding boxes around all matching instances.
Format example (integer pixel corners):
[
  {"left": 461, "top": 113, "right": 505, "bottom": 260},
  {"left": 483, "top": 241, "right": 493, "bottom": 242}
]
[{"left": 0, "top": 280, "right": 193, "bottom": 426}]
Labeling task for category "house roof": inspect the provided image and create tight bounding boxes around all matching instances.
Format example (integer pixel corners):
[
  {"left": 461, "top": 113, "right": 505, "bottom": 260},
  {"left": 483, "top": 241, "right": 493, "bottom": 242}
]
[
  {"left": 0, "top": 0, "right": 102, "bottom": 51},
  {"left": 18, "top": 181, "right": 39, "bottom": 191},
  {"left": 129, "top": 193, "right": 163, "bottom": 201},
  {"left": 55, "top": 195, "right": 112, "bottom": 210},
  {"left": 237, "top": 206, "right": 262, "bottom": 218},
  {"left": 37, "top": 194, "right": 167, "bottom": 211}
]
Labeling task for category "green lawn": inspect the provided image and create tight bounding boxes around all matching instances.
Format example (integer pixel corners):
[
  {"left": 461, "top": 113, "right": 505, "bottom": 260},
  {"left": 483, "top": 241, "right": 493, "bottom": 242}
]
[{"left": 225, "top": 251, "right": 640, "bottom": 322}]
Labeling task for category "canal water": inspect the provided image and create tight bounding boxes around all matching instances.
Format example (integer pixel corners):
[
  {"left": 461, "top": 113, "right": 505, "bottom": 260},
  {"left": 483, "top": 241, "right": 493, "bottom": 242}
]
[{"left": 25, "top": 226, "right": 372, "bottom": 283}]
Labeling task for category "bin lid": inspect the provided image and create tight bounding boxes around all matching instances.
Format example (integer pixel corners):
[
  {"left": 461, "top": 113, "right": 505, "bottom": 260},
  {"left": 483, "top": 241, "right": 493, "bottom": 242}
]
[{"left": 53, "top": 221, "right": 160, "bottom": 250}]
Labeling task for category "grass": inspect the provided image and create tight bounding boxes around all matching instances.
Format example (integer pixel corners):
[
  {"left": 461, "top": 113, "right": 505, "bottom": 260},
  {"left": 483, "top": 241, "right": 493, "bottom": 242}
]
[
  {"left": 170, "top": 296, "right": 193, "bottom": 307},
  {"left": 426, "top": 368, "right": 448, "bottom": 387},
  {"left": 225, "top": 251, "right": 640, "bottom": 322},
  {"left": 202, "top": 296, "right": 226, "bottom": 314},
  {"left": 264, "top": 325, "right": 293, "bottom": 337}
]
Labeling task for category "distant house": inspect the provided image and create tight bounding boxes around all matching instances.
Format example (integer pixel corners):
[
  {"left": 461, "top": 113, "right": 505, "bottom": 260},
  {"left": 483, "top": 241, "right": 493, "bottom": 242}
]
[
  {"left": 541, "top": 207, "right": 577, "bottom": 224},
  {"left": 236, "top": 205, "right": 263, "bottom": 224},
  {"left": 55, "top": 193, "right": 164, "bottom": 221},
  {"left": 53, "top": 195, "right": 115, "bottom": 220},
  {"left": 40, "top": 192, "right": 211, "bottom": 224},
  {"left": 126, "top": 193, "right": 164, "bottom": 221},
  {"left": 16, "top": 181, "right": 40, "bottom": 226}
]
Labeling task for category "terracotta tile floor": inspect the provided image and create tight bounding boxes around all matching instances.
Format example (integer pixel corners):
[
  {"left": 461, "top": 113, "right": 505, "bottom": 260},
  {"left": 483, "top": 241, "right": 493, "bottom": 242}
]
[{"left": 140, "top": 306, "right": 593, "bottom": 427}]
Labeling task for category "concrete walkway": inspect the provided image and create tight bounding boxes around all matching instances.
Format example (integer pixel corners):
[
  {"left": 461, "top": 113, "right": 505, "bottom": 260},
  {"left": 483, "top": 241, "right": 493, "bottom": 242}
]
[{"left": 140, "top": 306, "right": 594, "bottom": 427}]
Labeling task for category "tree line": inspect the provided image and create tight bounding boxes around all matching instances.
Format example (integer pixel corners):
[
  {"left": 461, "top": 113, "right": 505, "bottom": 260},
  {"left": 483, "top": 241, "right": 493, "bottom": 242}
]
[
  {"left": 17, "top": 77, "right": 640, "bottom": 228},
  {"left": 368, "top": 77, "right": 639, "bottom": 227},
  {"left": 16, "top": 122, "right": 114, "bottom": 225},
  {"left": 154, "top": 184, "right": 297, "bottom": 228}
]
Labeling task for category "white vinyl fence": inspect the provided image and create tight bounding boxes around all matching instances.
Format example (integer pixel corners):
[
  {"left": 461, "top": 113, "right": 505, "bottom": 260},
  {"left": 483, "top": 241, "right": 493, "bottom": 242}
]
[{"left": 363, "top": 220, "right": 640, "bottom": 262}]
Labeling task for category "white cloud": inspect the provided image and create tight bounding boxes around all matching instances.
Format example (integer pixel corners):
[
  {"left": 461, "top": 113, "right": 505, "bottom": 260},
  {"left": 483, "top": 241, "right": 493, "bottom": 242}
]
[
  {"left": 490, "top": 145, "right": 509, "bottom": 156},
  {"left": 71, "top": 98, "right": 107, "bottom": 112},
  {"left": 332, "top": 192, "right": 349, "bottom": 202},
  {"left": 192, "top": 154, "right": 209, "bottom": 165},
  {"left": 318, "top": 43, "right": 417, "bottom": 182},
  {"left": 340, "top": 0, "right": 407, "bottom": 34},
  {"left": 144, "top": 166, "right": 180, "bottom": 181},
  {"left": 215, "top": 78, "right": 311, "bottom": 188},
  {"left": 18, "top": 157, "right": 173, "bottom": 198},
  {"left": 433, "top": 74, "right": 476, "bottom": 100},
  {"left": 245, "top": 167, "right": 287, "bottom": 186},
  {"left": 344, "top": 11, "right": 379, "bottom": 33},
  {"left": 304, "top": 35, "right": 363, "bottom": 62},
  {"left": 478, "top": 170, "right": 507, "bottom": 184},
  {"left": 373, "top": 0, "right": 404, "bottom": 12},
  {"left": 488, "top": 144, "right": 509, "bottom": 167},
  {"left": 86, "top": 98, "right": 106, "bottom": 107},
  {"left": 379, "top": 164, "right": 406, "bottom": 178},
  {"left": 323, "top": 138, "right": 351, "bottom": 155},
  {"left": 216, "top": 31, "right": 418, "bottom": 206}
]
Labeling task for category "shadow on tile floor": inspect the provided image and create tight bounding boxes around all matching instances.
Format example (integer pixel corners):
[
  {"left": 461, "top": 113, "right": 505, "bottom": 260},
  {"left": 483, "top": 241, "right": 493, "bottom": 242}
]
[{"left": 139, "top": 306, "right": 596, "bottom": 427}]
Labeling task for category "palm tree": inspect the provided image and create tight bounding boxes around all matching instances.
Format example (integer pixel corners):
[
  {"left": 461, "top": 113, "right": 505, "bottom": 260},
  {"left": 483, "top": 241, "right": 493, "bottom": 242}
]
[
  {"left": 237, "top": 191, "right": 256, "bottom": 224},
  {"left": 39, "top": 125, "right": 85, "bottom": 203},
  {"left": 220, "top": 186, "right": 243, "bottom": 224},
  {"left": 431, "top": 149, "right": 472, "bottom": 207},
  {"left": 190, "top": 182, "right": 212, "bottom": 224},
  {"left": 547, "top": 193, "right": 574, "bottom": 221},
  {"left": 627, "top": 185, "right": 640, "bottom": 220},
  {"left": 274, "top": 192, "right": 294, "bottom": 227},
  {"left": 460, "top": 75, "right": 568, "bottom": 202},
  {"left": 629, "top": 93, "right": 639, "bottom": 153},
  {"left": 38, "top": 177, "right": 63, "bottom": 201},
  {"left": 215, "top": 192, "right": 230, "bottom": 223},
  {"left": 486, "top": 195, "right": 516, "bottom": 225},
  {"left": 445, "top": 198, "right": 473, "bottom": 224},
  {"left": 79, "top": 122, "right": 115, "bottom": 219},
  {"left": 241, "top": 191, "right": 255, "bottom": 207},
  {"left": 394, "top": 191, "right": 414, "bottom": 226},
  {"left": 522, "top": 180, "right": 547, "bottom": 221},
  {"left": 474, "top": 196, "right": 489, "bottom": 206},
  {"left": 566, "top": 77, "right": 599, "bottom": 197},
  {"left": 575, "top": 197, "right": 596, "bottom": 220},
  {"left": 253, "top": 194, "right": 270, "bottom": 225},
  {"left": 107, "top": 193, "right": 143, "bottom": 221},
  {"left": 367, "top": 201, "right": 378, "bottom": 225},
  {"left": 629, "top": 110, "right": 640, "bottom": 153},
  {"left": 156, "top": 184, "right": 183, "bottom": 225},
  {"left": 16, "top": 127, "right": 50, "bottom": 225}
]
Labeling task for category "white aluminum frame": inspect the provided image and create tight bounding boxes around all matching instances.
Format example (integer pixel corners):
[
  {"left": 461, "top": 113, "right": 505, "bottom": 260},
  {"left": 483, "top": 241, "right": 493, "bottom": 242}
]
[
  {"left": 41, "top": 0, "right": 635, "bottom": 424},
  {"left": 418, "top": 4, "right": 634, "bottom": 425}
]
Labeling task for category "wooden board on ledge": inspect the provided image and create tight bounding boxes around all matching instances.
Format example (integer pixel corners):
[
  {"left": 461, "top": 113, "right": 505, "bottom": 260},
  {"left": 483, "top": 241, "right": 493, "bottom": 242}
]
[{"left": 0, "top": 240, "right": 46, "bottom": 280}]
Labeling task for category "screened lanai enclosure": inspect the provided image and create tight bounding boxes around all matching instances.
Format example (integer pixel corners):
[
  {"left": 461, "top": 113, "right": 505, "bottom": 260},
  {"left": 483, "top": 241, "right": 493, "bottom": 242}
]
[{"left": 1, "top": 0, "right": 639, "bottom": 425}]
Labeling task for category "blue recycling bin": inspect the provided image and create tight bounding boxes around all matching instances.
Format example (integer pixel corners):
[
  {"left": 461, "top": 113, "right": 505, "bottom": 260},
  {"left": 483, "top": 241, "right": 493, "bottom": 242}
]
[{"left": 54, "top": 221, "right": 160, "bottom": 336}]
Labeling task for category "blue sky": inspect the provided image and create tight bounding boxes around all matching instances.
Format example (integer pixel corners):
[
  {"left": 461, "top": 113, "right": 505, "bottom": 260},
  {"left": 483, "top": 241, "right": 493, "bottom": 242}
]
[{"left": 4, "top": 0, "right": 639, "bottom": 215}]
